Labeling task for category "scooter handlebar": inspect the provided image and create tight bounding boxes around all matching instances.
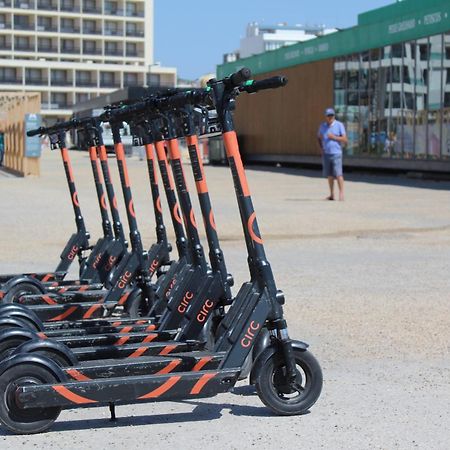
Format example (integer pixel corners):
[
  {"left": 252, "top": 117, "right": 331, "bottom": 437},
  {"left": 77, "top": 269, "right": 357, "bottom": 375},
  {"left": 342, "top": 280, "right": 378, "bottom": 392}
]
[
  {"left": 241, "top": 76, "right": 288, "bottom": 94},
  {"left": 26, "top": 127, "right": 45, "bottom": 137}
]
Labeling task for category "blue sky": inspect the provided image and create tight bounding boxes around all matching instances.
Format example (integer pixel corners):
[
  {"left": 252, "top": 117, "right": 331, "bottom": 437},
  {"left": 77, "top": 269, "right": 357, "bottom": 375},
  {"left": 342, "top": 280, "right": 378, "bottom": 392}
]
[{"left": 154, "top": 0, "right": 394, "bottom": 80}]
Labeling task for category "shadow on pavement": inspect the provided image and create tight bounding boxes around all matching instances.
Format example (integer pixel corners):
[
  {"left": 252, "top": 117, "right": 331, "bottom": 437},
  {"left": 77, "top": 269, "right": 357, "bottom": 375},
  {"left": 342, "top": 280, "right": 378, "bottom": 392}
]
[{"left": 245, "top": 164, "right": 450, "bottom": 191}]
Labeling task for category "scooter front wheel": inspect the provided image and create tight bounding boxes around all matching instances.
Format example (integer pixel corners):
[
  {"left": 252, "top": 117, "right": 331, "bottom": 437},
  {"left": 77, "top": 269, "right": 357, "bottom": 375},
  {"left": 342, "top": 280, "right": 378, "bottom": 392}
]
[
  {"left": 255, "top": 347, "right": 322, "bottom": 415},
  {"left": 0, "top": 361, "right": 62, "bottom": 434}
]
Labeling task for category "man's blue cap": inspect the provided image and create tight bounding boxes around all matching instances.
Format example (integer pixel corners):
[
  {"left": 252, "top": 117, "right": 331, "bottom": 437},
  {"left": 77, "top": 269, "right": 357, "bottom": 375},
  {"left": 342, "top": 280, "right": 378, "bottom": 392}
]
[{"left": 325, "top": 108, "right": 335, "bottom": 116}]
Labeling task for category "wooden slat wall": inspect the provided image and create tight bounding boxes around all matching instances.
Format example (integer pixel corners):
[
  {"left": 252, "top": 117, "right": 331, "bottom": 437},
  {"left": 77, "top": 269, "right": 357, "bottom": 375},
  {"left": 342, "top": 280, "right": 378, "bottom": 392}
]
[
  {"left": 0, "top": 92, "right": 41, "bottom": 176},
  {"left": 233, "top": 58, "right": 334, "bottom": 158}
]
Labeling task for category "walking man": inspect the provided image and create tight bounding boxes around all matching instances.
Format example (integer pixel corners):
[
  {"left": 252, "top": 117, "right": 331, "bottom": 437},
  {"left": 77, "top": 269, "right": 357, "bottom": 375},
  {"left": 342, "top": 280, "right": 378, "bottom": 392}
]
[{"left": 317, "top": 108, "right": 348, "bottom": 201}]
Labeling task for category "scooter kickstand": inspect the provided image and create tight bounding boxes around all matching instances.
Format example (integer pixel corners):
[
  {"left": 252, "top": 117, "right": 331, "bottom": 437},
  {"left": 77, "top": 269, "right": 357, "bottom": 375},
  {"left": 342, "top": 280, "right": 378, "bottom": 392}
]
[{"left": 109, "top": 402, "right": 117, "bottom": 422}]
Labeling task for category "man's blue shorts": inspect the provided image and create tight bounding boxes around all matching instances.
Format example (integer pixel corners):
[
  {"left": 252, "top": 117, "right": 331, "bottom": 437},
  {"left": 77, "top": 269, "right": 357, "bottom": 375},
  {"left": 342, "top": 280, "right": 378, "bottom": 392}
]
[{"left": 322, "top": 153, "right": 343, "bottom": 178}]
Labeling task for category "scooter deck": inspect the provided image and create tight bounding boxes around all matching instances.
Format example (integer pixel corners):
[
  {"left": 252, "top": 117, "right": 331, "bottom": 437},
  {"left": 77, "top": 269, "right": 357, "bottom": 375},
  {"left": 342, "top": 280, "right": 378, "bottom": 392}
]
[
  {"left": 17, "top": 367, "right": 240, "bottom": 410},
  {"left": 62, "top": 351, "right": 225, "bottom": 380}
]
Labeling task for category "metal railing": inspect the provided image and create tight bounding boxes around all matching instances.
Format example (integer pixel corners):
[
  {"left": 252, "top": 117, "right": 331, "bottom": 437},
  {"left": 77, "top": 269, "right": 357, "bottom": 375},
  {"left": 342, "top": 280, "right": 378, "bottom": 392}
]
[
  {"left": 82, "top": 48, "right": 101, "bottom": 55},
  {"left": 38, "top": 46, "right": 58, "bottom": 52},
  {"left": 75, "top": 80, "right": 96, "bottom": 87},
  {"left": 51, "top": 79, "right": 72, "bottom": 86},
  {"left": 25, "top": 78, "right": 47, "bottom": 85},
  {"left": 61, "top": 47, "right": 80, "bottom": 53},
  {"left": 0, "top": 78, "right": 21, "bottom": 84},
  {"left": 125, "top": 29, "right": 144, "bottom": 37}
]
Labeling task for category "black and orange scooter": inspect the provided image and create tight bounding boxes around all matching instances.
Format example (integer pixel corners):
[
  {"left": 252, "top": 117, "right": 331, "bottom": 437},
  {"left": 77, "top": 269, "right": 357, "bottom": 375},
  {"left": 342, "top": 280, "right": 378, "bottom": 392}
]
[
  {"left": 0, "top": 128, "right": 122, "bottom": 301},
  {"left": 0, "top": 103, "right": 235, "bottom": 361},
  {"left": 0, "top": 69, "right": 322, "bottom": 435},
  {"left": 1, "top": 124, "right": 130, "bottom": 303}
]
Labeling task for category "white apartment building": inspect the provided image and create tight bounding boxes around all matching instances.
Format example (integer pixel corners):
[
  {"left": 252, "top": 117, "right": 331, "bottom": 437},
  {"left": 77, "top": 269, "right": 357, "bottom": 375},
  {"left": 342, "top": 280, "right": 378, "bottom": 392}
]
[
  {"left": 224, "top": 22, "right": 337, "bottom": 62},
  {"left": 0, "top": 0, "right": 176, "bottom": 120}
]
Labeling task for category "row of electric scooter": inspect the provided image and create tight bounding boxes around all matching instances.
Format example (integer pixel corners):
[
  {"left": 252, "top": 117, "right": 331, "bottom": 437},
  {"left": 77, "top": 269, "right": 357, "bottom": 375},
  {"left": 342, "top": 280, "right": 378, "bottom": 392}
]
[{"left": 0, "top": 68, "right": 322, "bottom": 434}]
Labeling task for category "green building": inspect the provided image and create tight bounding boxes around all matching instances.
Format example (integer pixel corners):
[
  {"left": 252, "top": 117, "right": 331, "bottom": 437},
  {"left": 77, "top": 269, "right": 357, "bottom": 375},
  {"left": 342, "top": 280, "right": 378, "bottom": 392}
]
[{"left": 217, "top": 0, "right": 450, "bottom": 172}]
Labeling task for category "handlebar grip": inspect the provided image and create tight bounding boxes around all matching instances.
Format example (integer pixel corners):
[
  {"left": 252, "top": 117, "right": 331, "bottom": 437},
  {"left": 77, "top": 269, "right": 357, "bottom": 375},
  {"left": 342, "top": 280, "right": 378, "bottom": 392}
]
[
  {"left": 242, "top": 76, "right": 288, "bottom": 94},
  {"left": 27, "top": 127, "right": 45, "bottom": 137},
  {"left": 229, "top": 67, "right": 252, "bottom": 87}
]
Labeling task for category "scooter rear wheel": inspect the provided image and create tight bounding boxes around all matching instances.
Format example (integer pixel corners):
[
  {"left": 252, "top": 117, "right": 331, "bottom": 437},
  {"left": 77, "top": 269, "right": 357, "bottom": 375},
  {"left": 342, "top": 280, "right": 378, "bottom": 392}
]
[
  {"left": 0, "top": 361, "right": 62, "bottom": 434},
  {"left": 255, "top": 348, "right": 322, "bottom": 415},
  {"left": 2, "top": 282, "right": 45, "bottom": 303}
]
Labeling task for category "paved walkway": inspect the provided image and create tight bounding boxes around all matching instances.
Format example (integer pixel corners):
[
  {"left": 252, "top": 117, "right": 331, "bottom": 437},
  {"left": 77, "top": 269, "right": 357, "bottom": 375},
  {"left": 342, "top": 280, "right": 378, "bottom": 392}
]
[{"left": 0, "top": 150, "right": 449, "bottom": 449}]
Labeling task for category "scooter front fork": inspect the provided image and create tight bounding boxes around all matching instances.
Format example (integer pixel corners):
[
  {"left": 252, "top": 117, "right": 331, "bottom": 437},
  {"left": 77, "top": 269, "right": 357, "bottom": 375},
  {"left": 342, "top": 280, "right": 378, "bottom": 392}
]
[{"left": 270, "top": 320, "right": 298, "bottom": 382}]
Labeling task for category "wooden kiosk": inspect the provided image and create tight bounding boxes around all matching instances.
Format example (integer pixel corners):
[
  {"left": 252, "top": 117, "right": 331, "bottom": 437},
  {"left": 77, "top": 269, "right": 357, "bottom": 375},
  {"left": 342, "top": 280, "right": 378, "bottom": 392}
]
[{"left": 0, "top": 92, "right": 41, "bottom": 177}]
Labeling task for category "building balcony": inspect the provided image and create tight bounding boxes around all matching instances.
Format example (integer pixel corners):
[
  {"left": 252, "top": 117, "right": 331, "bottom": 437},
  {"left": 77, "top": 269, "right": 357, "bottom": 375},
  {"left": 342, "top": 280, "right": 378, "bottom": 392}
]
[
  {"left": 82, "top": 48, "right": 101, "bottom": 55},
  {"left": 82, "top": 28, "right": 101, "bottom": 35},
  {"left": 0, "top": 1, "right": 12, "bottom": 7},
  {"left": 105, "top": 49, "right": 122, "bottom": 56},
  {"left": 36, "top": 25, "right": 58, "bottom": 32},
  {"left": 51, "top": 80, "right": 72, "bottom": 86},
  {"left": 104, "top": 29, "right": 123, "bottom": 36},
  {"left": 99, "top": 81, "right": 120, "bottom": 88},
  {"left": 61, "top": 47, "right": 80, "bottom": 54},
  {"left": 82, "top": 7, "right": 101, "bottom": 14},
  {"left": 25, "top": 78, "right": 48, "bottom": 85},
  {"left": 123, "top": 80, "right": 139, "bottom": 87},
  {"left": 15, "top": 45, "right": 34, "bottom": 51},
  {"left": 61, "top": 27, "right": 81, "bottom": 34},
  {"left": 14, "top": 0, "right": 34, "bottom": 8},
  {"left": 0, "top": 23, "right": 12, "bottom": 30},
  {"left": 60, "top": 2, "right": 79, "bottom": 11},
  {"left": 48, "top": 102, "right": 72, "bottom": 109},
  {"left": 0, "top": 78, "right": 21, "bottom": 84},
  {"left": 125, "top": 10, "right": 144, "bottom": 18},
  {"left": 75, "top": 80, "right": 96, "bottom": 87},
  {"left": 104, "top": 8, "right": 123, "bottom": 16},
  {"left": 126, "top": 30, "right": 144, "bottom": 37},
  {"left": 13, "top": 23, "right": 35, "bottom": 31},
  {"left": 36, "top": 0, "right": 56, "bottom": 9},
  {"left": 0, "top": 44, "right": 12, "bottom": 50},
  {"left": 38, "top": 45, "right": 58, "bottom": 52}
]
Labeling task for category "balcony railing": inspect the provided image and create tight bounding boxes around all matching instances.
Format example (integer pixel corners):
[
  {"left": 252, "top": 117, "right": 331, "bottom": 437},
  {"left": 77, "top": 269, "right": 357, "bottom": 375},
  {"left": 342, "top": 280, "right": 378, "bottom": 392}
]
[
  {"left": 61, "top": 47, "right": 80, "bottom": 54},
  {"left": 82, "top": 7, "right": 101, "bottom": 14},
  {"left": 105, "top": 49, "right": 122, "bottom": 56},
  {"left": 51, "top": 80, "right": 72, "bottom": 86},
  {"left": 0, "top": 1, "right": 12, "bottom": 7},
  {"left": 0, "top": 78, "right": 21, "bottom": 84},
  {"left": 37, "top": 0, "right": 56, "bottom": 9},
  {"left": 105, "top": 29, "right": 122, "bottom": 36},
  {"left": 104, "top": 8, "right": 123, "bottom": 16},
  {"left": 123, "top": 79, "right": 139, "bottom": 87},
  {"left": 100, "top": 81, "right": 120, "bottom": 88},
  {"left": 15, "top": 45, "right": 34, "bottom": 51},
  {"left": 25, "top": 78, "right": 47, "bottom": 85},
  {"left": 14, "top": 0, "right": 34, "bottom": 8},
  {"left": 75, "top": 80, "right": 96, "bottom": 87},
  {"left": 126, "top": 30, "right": 144, "bottom": 37},
  {"left": 0, "top": 44, "right": 12, "bottom": 50},
  {"left": 38, "top": 45, "right": 57, "bottom": 52},
  {"left": 14, "top": 23, "right": 34, "bottom": 31},
  {"left": 83, "top": 28, "right": 101, "bottom": 35},
  {"left": 48, "top": 102, "right": 72, "bottom": 109},
  {"left": 125, "top": 50, "right": 138, "bottom": 57},
  {"left": 125, "top": 10, "right": 144, "bottom": 17},
  {"left": 61, "top": 27, "right": 81, "bottom": 33},
  {"left": 83, "top": 48, "right": 101, "bottom": 55},
  {"left": 60, "top": 2, "right": 77, "bottom": 11},
  {"left": 37, "top": 25, "right": 58, "bottom": 32}
]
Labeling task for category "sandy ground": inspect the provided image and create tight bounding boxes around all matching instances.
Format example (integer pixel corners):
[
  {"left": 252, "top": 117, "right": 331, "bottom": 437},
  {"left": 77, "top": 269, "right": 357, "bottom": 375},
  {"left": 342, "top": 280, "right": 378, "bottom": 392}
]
[{"left": 0, "top": 150, "right": 449, "bottom": 449}]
